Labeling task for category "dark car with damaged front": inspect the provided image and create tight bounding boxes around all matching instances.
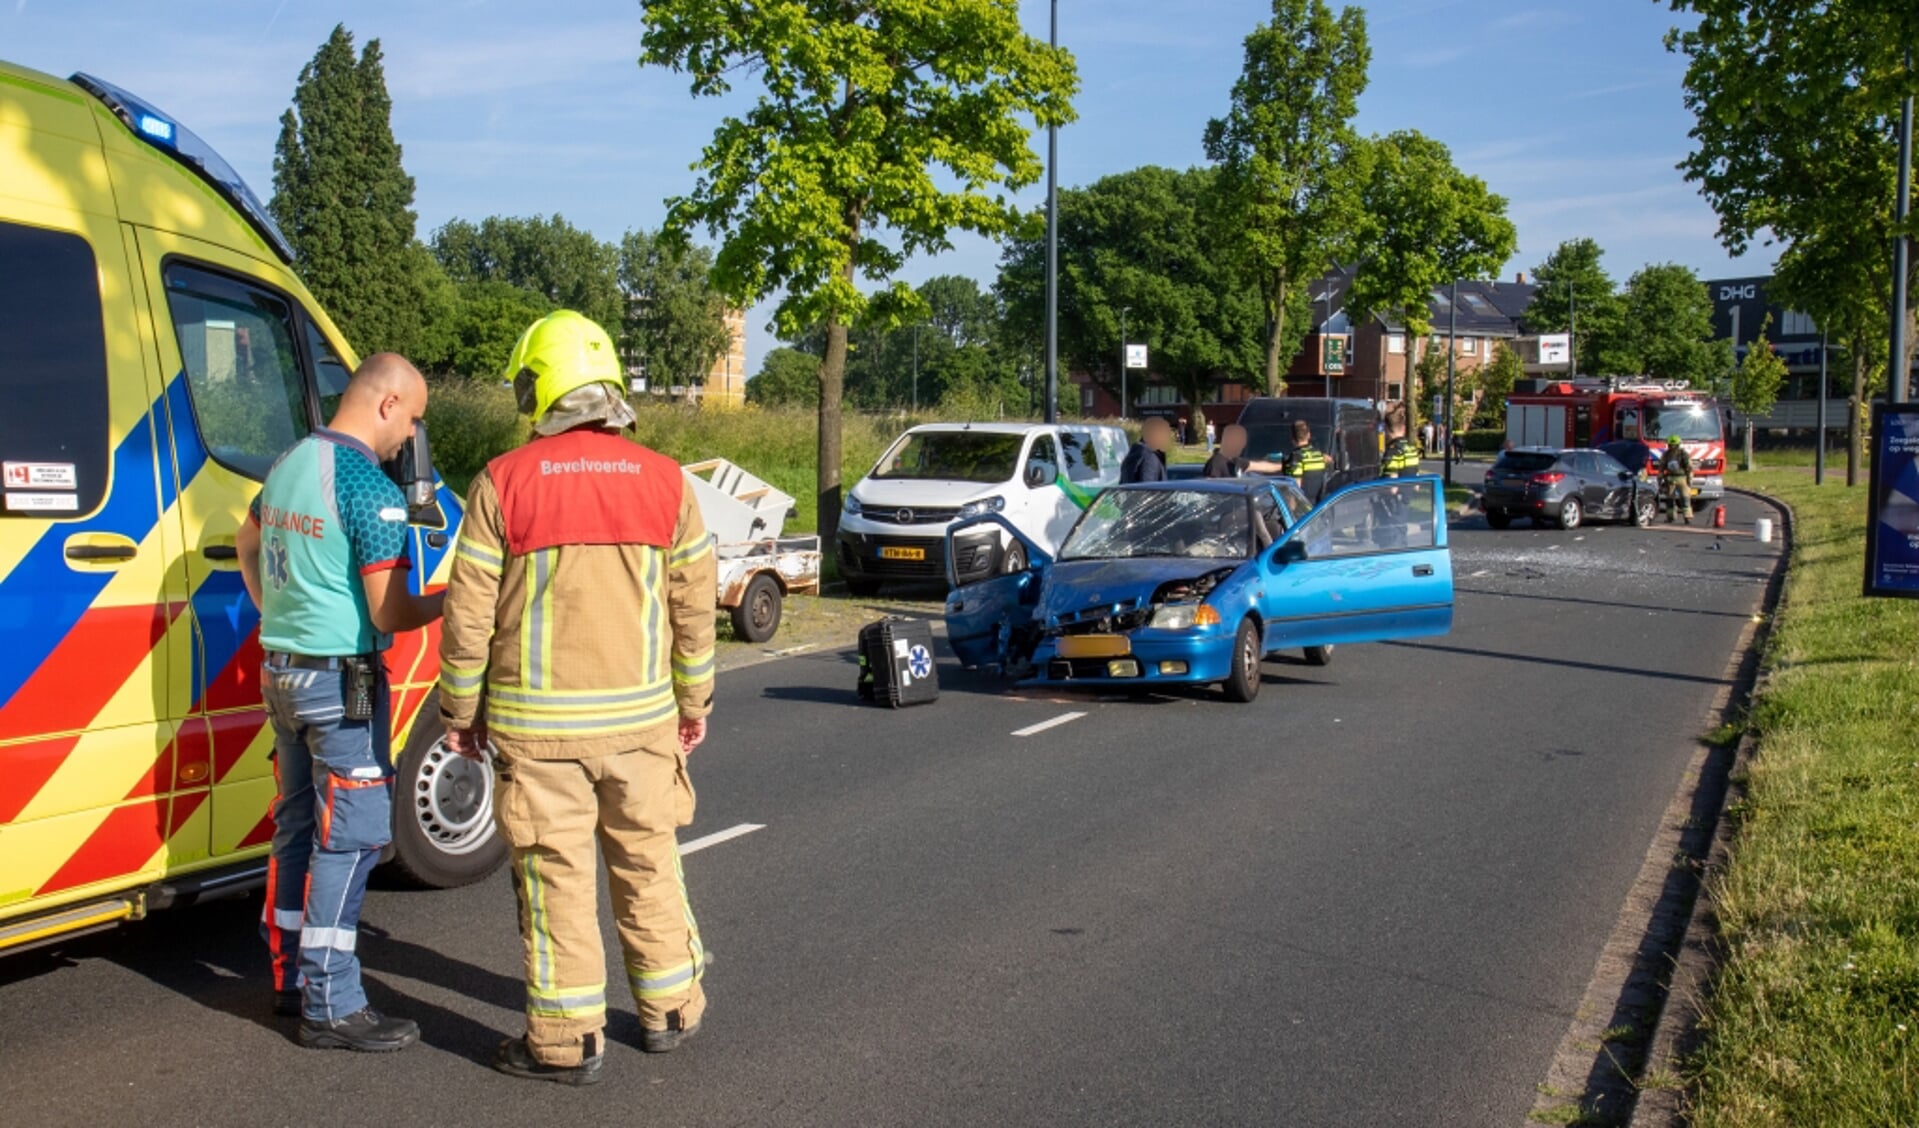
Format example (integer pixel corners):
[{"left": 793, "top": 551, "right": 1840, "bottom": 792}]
[{"left": 942, "top": 478, "right": 1456, "bottom": 702}]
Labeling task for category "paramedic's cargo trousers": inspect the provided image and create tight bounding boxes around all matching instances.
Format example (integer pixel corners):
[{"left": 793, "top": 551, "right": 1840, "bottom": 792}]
[{"left": 494, "top": 729, "right": 706, "bottom": 1066}]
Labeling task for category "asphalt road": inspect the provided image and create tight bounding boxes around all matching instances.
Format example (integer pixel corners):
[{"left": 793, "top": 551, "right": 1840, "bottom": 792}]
[{"left": 0, "top": 470, "right": 1784, "bottom": 1127}]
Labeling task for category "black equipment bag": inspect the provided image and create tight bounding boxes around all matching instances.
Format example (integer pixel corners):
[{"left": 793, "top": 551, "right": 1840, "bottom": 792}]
[{"left": 856, "top": 618, "right": 940, "bottom": 708}]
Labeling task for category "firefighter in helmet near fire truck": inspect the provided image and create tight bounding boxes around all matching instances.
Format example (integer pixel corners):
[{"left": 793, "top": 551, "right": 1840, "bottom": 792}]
[{"left": 1658, "top": 434, "right": 1695, "bottom": 524}]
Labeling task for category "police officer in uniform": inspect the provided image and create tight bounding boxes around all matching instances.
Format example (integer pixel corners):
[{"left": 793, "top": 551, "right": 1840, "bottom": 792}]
[
  {"left": 1280, "top": 419, "right": 1330, "bottom": 500},
  {"left": 235, "top": 354, "right": 446, "bottom": 1051},
  {"left": 1373, "top": 407, "right": 1423, "bottom": 547},
  {"left": 438, "top": 311, "right": 719, "bottom": 1085}
]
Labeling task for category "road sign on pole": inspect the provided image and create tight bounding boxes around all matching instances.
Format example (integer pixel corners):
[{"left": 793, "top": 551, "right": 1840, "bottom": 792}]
[
  {"left": 1323, "top": 335, "right": 1347, "bottom": 375},
  {"left": 1124, "top": 344, "right": 1148, "bottom": 369},
  {"left": 1539, "top": 334, "right": 1571, "bottom": 366}
]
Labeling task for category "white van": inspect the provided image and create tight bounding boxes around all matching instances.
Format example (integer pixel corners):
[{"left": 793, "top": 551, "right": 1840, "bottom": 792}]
[{"left": 836, "top": 422, "right": 1128, "bottom": 594}]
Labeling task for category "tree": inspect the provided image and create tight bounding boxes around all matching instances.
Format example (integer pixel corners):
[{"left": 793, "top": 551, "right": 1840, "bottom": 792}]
[
  {"left": 1667, "top": 0, "right": 1917, "bottom": 405},
  {"left": 1522, "top": 237, "right": 1624, "bottom": 375},
  {"left": 1203, "top": 0, "right": 1370, "bottom": 395},
  {"left": 998, "top": 166, "right": 1265, "bottom": 424},
  {"left": 271, "top": 24, "right": 434, "bottom": 357},
  {"left": 429, "top": 281, "right": 555, "bottom": 381},
  {"left": 431, "top": 215, "right": 623, "bottom": 331},
  {"left": 748, "top": 347, "right": 824, "bottom": 408},
  {"left": 1733, "top": 319, "right": 1789, "bottom": 470},
  {"left": 1476, "top": 341, "right": 1524, "bottom": 429},
  {"left": 1344, "top": 130, "right": 1517, "bottom": 428},
  {"left": 1612, "top": 263, "right": 1731, "bottom": 387},
  {"left": 618, "top": 229, "right": 731, "bottom": 390},
  {"left": 639, "top": 0, "right": 1077, "bottom": 543},
  {"left": 1771, "top": 226, "right": 1893, "bottom": 485}
]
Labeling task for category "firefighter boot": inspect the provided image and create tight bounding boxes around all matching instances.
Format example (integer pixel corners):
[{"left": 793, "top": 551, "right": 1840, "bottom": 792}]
[
  {"left": 642, "top": 1006, "right": 703, "bottom": 1054},
  {"left": 494, "top": 1033, "right": 604, "bottom": 1086}
]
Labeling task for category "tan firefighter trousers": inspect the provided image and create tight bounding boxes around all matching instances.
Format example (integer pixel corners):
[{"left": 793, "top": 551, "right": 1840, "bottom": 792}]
[{"left": 493, "top": 731, "right": 706, "bottom": 1066}]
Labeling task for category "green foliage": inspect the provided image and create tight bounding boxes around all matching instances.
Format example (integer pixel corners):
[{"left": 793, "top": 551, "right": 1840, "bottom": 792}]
[
  {"left": 1733, "top": 322, "right": 1789, "bottom": 418},
  {"left": 1684, "top": 470, "right": 1919, "bottom": 1127},
  {"left": 1345, "top": 129, "right": 1518, "bottom": 420},
  {"left": 425, "top": 281, "right": 554, "bottom": 382},
  {"left": 618, "top": 229, "right": 731, "bottom": 388},
  {"left": 1666, "top": 0, "right": 1917, "bottom": 379},
  {"left": 424, "top": 376, "right": 526, "bottom": 496},
  {"left": 270, "top": 25, "right": 434, "bottom": 358},
  {"left": 998, "top": 166, "right": 1264, "bottom": 419},
  {"left": 639, "top": 0, "right": 1078, "bottom": 542},
  {"left": 1476, "top": 341, "right": 1524, "bottom": 427},
  {"left": 1612, "top": 262, "right": 1730, "bottom": 387},
  {"left": 749, "top": 347, "right": 823, "bottom": 408},
  {"left": 430, "top": 214, "right": 623, "bottom": 332},
  {"left": 1203, "top": 0, "right": 1371, "bottom": 394},
  {"left": 1524, "top": 237, "right": 1624, "bottom": 373}
]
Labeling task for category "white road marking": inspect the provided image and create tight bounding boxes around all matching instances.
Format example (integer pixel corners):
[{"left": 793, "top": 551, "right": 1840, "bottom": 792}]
[
  {"left": 1012, "top": 711, "right": 1088, "bottom": 737},
  {"left": 680, "top": 823, "right": 765, "bottom": 855}
]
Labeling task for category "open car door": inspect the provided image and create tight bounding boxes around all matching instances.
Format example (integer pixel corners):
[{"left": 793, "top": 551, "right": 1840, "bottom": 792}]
[
  {"left": 942, "top": 514, "right": 1051, "bottom": 670},
  {"left": 1259, "top": 477, "right": 1454, "bottom": 651}
]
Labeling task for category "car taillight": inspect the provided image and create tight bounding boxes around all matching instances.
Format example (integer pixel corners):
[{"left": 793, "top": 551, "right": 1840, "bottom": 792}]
[{"left": 1530, "top": 471, "right": 1566, "bottom": 485}]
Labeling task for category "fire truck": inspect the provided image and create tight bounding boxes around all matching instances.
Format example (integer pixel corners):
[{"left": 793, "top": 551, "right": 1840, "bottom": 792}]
[{"left": 1505, "top": 379, "right": 1729, "bottom": 500}]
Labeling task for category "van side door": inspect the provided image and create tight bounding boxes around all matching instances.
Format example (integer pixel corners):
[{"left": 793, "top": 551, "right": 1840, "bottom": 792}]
[
  {"left": 1259, "top": 478, "right": 1454, "bottom": 651},
  {"left": 0, "top": 214, "right": 185, "bottom": 907}
]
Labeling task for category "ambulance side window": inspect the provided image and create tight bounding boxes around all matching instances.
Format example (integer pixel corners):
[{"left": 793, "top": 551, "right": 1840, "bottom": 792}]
[
  {"left": 161, "top": 263, "right": 311, "bottom": 480},
  {"left": 0, "top": 222, "right": 109, "bottom": 519}
]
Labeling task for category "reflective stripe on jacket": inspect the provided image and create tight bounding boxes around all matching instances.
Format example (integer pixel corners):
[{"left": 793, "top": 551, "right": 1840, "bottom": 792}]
[
  {"left": 1380, "top": 437, "right": 1421, "bottom": 478},
  {"left": 1282, "top": 445, "right": 1328, "bottom": 480},
  {"left": 438, "top": 430, "right": 717, "bottom": 759}
]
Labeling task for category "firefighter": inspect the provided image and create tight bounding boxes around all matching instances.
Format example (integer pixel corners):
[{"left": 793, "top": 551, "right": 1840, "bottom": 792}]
[
  {"left": 1658, "top": 434, "right": 1695, "bottom": 524},
  {"left": 235, "top": 354, "right": 446, "bottom": 1051},
  {"left": 437, "top": 310, "right": 719, "bottom": 1085}
]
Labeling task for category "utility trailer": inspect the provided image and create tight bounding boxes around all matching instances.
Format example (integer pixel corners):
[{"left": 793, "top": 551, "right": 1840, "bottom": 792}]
[{"left": 683, "top": 458, "right": 822, "bottom": 642}]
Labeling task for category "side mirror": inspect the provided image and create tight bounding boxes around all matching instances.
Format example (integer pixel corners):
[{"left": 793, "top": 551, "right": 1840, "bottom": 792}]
[
  {"left": 384, "top": 422, "right": 446, "bottom": 529},
  {"left": 1025, "top": 463, "right": 1052, "bottom": 489},
  {"left": 1273, "top": 539, "right": 1308, "bottom": 565}
]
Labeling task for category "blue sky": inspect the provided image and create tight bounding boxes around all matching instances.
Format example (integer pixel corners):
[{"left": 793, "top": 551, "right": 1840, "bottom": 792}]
[{"left": 6, "top": 0, "right": 1765, "bottom": 371}]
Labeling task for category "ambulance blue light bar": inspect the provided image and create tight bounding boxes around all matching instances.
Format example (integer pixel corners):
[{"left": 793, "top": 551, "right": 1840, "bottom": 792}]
[{"left": 70, "top": 72, "right": 296, "bottom": 265}]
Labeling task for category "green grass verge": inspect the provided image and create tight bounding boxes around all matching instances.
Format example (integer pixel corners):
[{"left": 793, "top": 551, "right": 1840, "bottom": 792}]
[{"left": 1684, "top": 468, "right": 1919, "bottom": 1127}]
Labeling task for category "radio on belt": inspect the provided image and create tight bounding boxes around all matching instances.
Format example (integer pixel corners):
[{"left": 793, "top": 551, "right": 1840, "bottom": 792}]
[{"left": 856, "top": 618, "right": 940, "bottom": 708}]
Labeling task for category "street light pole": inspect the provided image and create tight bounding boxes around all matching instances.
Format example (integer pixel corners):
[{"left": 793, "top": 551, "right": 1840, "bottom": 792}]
[
  {"left": 1119, "top": 305, "right": 1130, "bottom": 421},
  {"left": 912, "top": 324, "right": 920, "bottom": 412},
  {"left": 1568, "top": 280, "right": 1577, "bottom": 382},
  {"left": 1042, "top": 0, "right": 1060, "bottom": 424},
  {"left": 1445, "top": 279, "right": 1458, "bottom": 488}
]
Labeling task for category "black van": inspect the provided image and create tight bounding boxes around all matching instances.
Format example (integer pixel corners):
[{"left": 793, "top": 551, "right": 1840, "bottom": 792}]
[{"left": 1234, "top": 397, "right": 1382, "bottom": 500}]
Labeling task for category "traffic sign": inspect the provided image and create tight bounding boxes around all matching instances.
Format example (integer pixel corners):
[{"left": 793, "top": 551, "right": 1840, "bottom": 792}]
[{"left": 1124, "top": 344, "right": 1148, "bottom": 369}]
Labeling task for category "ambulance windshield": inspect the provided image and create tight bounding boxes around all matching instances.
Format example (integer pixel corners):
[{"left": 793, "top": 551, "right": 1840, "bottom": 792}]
[
  {"left": 69, "top": 73, "right": 296, "bottom": 264},
  {"left": 1645, "top": 405, "right": 1721, "bottom": 442}
]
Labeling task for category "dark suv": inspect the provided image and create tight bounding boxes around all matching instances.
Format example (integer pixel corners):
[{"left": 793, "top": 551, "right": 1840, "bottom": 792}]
[{"left": 1481, "top": 447, "right": 1653, "bottom": 530}]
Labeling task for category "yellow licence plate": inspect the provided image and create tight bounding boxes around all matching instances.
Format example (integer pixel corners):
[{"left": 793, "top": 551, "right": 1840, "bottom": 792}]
[
  {"left": 1056, "top": 635, "right": 1132, "bottom": 659},
  {"left": 880, "top": 546, "right": 925, "bottom": 561}
]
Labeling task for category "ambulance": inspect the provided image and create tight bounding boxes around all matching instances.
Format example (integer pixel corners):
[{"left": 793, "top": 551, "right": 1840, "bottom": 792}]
[{"left": 0, "top": 61, "right": 503, "bottom": 955}]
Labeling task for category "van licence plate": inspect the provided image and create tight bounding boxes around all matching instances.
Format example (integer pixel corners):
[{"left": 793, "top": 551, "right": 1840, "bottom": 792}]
[{"left": 880, "top": 546, "right": 925, "bottom": 561}]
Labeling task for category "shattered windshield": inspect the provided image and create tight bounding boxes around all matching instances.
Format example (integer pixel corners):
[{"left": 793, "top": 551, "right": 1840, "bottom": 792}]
[
  {"left": 1059, "top": 490, "right": 1253, "bottom": 561},
  {"left": 872, "top": 432, "right": 1023, "bottom": 483}
]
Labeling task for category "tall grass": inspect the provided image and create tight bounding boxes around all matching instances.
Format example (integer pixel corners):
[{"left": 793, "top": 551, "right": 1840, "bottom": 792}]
[
  {"left": 423, "top": 378, "right": 1100, "bottom": 531},
  {"left": 1685, "top": 469, "right": 1919, "bottom": 1126}
]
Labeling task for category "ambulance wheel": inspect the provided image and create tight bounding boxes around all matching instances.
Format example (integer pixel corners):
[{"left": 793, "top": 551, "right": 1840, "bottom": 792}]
[
  {"left": 387, "top": 700, "right": 507, "bottom": 889},
  {"left": 1304, "top": 644, "right": 1334, "bottom": 667},
  {"left": 1485, "top": 510, "right": 1513, "bottom": 529},
  {"left": 1223, "top": 617, "right": 1263, "bottom": 703},
  {"left": 730, "top": 573, "right": 783, "bottom": 643}
]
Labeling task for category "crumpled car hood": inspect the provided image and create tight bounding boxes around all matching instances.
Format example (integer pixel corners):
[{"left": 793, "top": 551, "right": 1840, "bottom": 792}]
[{"left": 1038, "top": 557, "right": 1244, "bottom": 621}]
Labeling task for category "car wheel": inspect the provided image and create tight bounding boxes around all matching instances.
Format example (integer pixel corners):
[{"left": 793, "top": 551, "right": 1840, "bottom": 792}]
[
  {"left": 1485, "top": 509, "right": 1512, "bottom": 529},
  {"left": 1633, "top": 493, "right": 1655, "bottom": 527},
  {"left": 846, "top": 577, "right": 883, "bottom": 598},
  {"left": 1002, "top": 540, "right": 1028, "bottom": 574},
  {"left": 1557, "top": 496, "right": 1583, "bottom": 530},
  {"left": 386, "top": 698, "right": 507, "bottom": 889},
  {"left": 1304, "top": 644, "right": 1334, "bottom": 667},
  {"left": 729, "top": 573, "right": 783, "bottom": 643},
  {"left": 1222, "top": 617, "right": 1263, "bottom": 703}
]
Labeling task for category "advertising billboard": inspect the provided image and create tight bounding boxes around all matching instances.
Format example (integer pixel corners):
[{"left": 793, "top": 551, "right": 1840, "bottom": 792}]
[{"left": 1866, "top": 404, "right": 1919, "bottom": 599}]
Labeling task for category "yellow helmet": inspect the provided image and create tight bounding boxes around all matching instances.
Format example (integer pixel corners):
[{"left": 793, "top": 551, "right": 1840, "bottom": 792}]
[
  {"left": 1668, "top": 434, "right": 1684, "bottom": 446},
  {"left": 504, "top": 310, "right": 625, "bottom": 422}
]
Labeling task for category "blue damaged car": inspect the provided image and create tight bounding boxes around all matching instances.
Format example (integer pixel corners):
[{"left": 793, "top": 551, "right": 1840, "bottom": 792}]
[{"left": 942, "top": 476, "right": 1455, "bottom": 702}]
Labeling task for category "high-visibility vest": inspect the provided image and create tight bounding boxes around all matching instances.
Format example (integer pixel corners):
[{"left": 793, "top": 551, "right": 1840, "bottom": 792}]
[
  {"left": 1283, "top": 444, "right": 1328, "bottom": 480},
  {"left": 1381, "top": 437, "right": 1421, "bottom": 477}
]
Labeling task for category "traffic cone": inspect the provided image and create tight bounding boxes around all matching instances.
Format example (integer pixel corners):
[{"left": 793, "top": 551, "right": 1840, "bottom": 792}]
[{"left": 1712, "top": 504, "right": 1726, "bottom": 529}]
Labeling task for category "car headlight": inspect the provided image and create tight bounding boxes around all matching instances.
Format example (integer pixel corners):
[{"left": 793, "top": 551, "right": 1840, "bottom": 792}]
[
  {"left": 1149, "top": 603, "right": 1222, "bottom": 630},
  {"left": 843, "top": 493, "right": 863, "bottom": 517},
  {"left": 957, "top": 495, "right": 1006, "bottom": 519}
]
